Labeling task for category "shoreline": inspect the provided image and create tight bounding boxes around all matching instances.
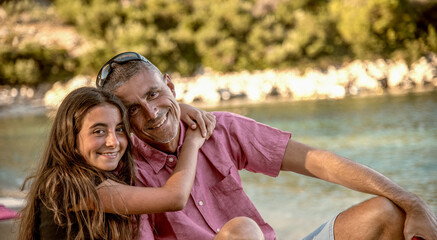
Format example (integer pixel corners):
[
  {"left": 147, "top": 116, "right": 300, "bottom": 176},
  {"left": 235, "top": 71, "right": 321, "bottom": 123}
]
[
  {"left": 1, "top": 53, "right": 436, "bottom": 117},
  {"left": 0, "top": 197, "right": 25, "bottom": 211},
  {"left": 0, "top": 86, "right": 435, "bottom": 119},
  {"left": 191, "top": 86, "right": 437, "bottom": 110}
]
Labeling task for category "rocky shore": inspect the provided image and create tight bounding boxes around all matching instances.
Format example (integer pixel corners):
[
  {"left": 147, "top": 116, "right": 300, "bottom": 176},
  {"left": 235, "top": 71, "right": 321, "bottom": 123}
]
[
  {"left": 171, "top": 53, "right": 437, "bottom": 104},
  {"left": 1, "top": 54, "right": 436, "bottom": 116}
]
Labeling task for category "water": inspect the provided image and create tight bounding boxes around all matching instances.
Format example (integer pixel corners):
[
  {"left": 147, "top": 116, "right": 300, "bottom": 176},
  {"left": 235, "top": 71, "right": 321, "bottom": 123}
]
[
  {"left": 206, "top": 91, "right": 437, "bottom": 238},
  {"left": 1, "top": 91, "right": 436, "bottom": 239}
]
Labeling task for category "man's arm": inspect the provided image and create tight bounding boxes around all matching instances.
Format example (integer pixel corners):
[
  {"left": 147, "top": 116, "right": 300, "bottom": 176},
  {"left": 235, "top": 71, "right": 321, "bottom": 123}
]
[{"left": 280, "top": 139, "right": 437, "bottom": 240}]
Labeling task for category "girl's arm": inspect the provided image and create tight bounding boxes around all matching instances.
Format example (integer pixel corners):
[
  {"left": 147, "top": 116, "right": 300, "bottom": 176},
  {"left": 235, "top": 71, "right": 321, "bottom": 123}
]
[
  {"left": 179, "top": 103, "right": 216, "bottom": 139},
  {"left": 96, "top": 128, "right": 205, "bottom": 215}
]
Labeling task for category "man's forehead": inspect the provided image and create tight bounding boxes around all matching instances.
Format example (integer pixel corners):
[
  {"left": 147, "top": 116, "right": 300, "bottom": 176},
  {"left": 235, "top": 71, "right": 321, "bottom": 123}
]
[{"left": 112, "top": 73, "right": 162, "bottom": 104}]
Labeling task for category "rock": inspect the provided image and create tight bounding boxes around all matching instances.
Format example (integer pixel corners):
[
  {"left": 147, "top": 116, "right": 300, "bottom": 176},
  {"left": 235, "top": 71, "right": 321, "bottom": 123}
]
[
  {"left": 37, "top": 54, "right": 437, "bottom": 108},
  {"left": 43, "top": 75, "right": 93, "bottom": 109},
  {"left": 387, "top": 59, "right": 409, "bottom": 88}
]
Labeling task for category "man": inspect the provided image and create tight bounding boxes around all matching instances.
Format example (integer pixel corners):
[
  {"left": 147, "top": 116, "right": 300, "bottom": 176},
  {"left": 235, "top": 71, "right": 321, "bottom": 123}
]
[{"left": 96, "top": 52, "right": 437, "bottom": 240}]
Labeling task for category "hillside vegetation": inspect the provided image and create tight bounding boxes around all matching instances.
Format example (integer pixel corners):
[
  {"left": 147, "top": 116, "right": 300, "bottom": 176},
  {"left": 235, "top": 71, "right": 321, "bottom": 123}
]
[{"left": 1, "top": 0, "right": 436, "bottom": 86}]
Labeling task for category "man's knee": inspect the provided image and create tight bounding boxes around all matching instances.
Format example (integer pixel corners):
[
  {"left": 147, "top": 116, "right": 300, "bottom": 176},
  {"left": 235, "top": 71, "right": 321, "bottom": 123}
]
[
  {"left": 334, "top": 197, "right": 405, "bottom": 239},
  {"left": 214, "top": 217, "right": 265, "bottom": 240},
  {"left": 367, "top": 196, "right": 405, "bottom": 225}
]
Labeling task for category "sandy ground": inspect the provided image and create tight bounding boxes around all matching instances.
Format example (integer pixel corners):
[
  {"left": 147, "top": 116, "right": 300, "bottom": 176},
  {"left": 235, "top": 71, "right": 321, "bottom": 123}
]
[
  {"left": 0, "top": 201, "right": 22, "bottom": 240},
  {"left": 0, "top": 218, "right": 19, "bottom": 240}
]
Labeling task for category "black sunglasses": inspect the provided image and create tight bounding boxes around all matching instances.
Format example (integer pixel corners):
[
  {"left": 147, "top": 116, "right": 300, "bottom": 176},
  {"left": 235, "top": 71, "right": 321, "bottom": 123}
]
[{"left": 96, "top": 52, "right": 150, "bottom": 88}]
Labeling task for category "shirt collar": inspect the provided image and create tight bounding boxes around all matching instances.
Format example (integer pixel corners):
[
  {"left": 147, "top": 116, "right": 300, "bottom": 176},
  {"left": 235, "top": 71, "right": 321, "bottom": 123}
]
[{"left": 132, "top": 122, "right": 187, "bottom": 174}]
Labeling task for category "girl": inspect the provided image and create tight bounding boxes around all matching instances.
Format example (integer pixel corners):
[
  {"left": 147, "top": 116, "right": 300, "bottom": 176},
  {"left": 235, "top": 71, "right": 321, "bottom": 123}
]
[{"left": 18, "top": 87, "right": 206, "bottom": 239}]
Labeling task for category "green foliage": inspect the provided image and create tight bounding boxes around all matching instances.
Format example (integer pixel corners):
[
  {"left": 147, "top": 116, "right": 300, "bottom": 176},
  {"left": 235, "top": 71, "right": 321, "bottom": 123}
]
[
  {"left": 53, "top": 0, "right": 122, "bottom": 38},
  {"left": 1, "top": 0, "right": 436, "bottom": 85},
  {"left": 328, "top": 0, "right": 419, "bottom": 59},
  {"left": 427, "top": 25, "right": 437, "bottom": 52},
  {"left": 2, "top": 0, "right": 40, "bottom": 15},
  {"left": 51, "top": 0, "right": 437, "bottom": 74},
  {"left": 193, "top": 0, "right": 253, "bottom": 72},
  {"left": 0, "top": 43, "right": 77, "bottom": 85}
]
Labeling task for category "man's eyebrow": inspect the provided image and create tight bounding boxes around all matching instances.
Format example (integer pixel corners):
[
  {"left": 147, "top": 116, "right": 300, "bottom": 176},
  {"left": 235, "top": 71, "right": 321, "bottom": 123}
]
[
  {"left": 144, "top": 86, "right": 160, "bottom": 97},
  {"left": 122, "top": 98, "right": 139, "bottom": 109},
  {"left": 133, "top": 86, "right": 160, "bottom": 104},
  {"left": 122, "top": 86, "right": 161, "bottom": 108}
]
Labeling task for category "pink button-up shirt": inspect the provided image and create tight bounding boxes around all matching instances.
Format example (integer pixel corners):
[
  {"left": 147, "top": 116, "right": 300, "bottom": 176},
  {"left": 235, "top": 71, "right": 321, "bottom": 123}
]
[{"left": 133, "top": 112, "right": 291, "bottom": 240}]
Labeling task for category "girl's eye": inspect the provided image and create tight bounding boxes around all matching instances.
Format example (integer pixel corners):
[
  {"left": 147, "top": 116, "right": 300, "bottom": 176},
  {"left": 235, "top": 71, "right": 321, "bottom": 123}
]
[
  {"left": 116, "top": 127, "right": 125, "bottom": 133},
  {"left": 93, "top": 129, "right": 105, "bottom": 135}
]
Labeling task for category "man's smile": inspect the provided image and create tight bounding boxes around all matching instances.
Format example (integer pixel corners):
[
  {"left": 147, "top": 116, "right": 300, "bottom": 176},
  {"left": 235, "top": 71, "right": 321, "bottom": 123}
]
[{"left": 148, "top": 113, "right": 168, "bottom": 130}]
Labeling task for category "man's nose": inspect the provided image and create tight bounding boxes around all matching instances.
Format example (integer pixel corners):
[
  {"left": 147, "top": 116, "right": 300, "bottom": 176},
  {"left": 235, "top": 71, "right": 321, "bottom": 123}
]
[{"left": 140, "top": 101, "right": 158, "bottom": 120}]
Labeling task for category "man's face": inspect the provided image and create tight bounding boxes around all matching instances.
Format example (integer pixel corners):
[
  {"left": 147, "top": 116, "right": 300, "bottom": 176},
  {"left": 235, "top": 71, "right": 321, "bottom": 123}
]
[{"left": 113, "top": 69, "right": 181, "bottom": 152}]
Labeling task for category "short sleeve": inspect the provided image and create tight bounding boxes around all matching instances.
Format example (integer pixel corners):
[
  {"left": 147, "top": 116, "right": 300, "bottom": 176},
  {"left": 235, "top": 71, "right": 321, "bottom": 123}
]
[{"left": 214, "top": 112, "right": 291, "bottom": 177}]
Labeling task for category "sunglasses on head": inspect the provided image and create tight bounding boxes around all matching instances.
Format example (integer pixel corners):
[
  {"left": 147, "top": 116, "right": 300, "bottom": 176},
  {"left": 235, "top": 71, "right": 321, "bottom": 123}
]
[{"left": 96, "top": 52, "right": 150, "bottom": 88}]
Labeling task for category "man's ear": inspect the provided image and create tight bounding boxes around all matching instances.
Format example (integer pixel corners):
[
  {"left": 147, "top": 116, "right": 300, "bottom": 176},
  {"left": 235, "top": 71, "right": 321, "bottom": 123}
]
[{"left": 164, "top": 74, "right": 176, "bottom": 97}]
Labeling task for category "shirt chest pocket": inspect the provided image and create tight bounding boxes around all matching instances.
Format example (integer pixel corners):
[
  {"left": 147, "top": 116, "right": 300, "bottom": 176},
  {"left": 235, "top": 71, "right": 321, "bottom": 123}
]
[{"left": 209, "top": 169, "right": 263, "bottom": 222}]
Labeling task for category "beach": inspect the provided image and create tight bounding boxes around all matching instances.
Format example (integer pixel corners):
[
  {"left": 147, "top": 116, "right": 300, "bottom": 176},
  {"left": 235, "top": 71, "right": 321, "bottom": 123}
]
[
  {"left": 1, "top": 91, "right": 436, "bottom": 239},
  {"left": 1, "top": 218, "right": 19, "bottom": 239},
  {"left": 0, "top": 198, "right": 22, "bottom": 240}
]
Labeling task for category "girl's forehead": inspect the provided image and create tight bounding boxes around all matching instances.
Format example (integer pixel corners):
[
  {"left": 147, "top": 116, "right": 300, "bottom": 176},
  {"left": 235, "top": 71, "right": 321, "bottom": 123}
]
[{"left": 82, "top": 103, "right": 122, "bottom": 125}]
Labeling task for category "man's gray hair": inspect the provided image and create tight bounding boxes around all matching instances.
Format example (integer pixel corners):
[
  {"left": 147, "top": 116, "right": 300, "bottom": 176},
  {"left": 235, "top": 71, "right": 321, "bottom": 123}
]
[{"left": 101, "top": 60, "right": 163, "bottom": 92}]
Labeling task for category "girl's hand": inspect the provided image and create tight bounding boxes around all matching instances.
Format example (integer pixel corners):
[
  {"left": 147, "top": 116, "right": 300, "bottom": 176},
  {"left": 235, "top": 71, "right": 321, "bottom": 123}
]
[
  {"left": 183, "top": 127, "right": 206, "bottom": 150},
  {"left": 179, "top": 103, "right": 216, "bottom": 139}
]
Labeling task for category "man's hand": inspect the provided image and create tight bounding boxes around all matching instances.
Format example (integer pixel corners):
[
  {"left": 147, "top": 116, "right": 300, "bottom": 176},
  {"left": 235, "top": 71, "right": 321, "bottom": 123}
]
[
  {"left": 403, "top": 196, "right": 437, "bottom": 240},
  {"left": 179, "top": 103, "right": 216, "bottom": 139}
]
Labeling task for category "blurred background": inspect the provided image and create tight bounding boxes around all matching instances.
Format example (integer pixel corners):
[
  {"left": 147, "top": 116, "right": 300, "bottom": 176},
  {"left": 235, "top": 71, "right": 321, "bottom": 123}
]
[
  {"left": 1, "top": 0, "right": 436, "bottom": 239},
  {"left": 1, "top": 0, "right": 437, "bottom": 83}
]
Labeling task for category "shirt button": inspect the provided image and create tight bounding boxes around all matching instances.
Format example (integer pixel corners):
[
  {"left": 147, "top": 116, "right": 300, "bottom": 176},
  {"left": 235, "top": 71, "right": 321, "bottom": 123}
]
[
  {"left": 216, "top": 228, "right": 220, "bottom": 232},
  {"left": 198, "top": 201, "right": 203, "bottom": 206},
  {"left": 168, "top": 157, "right": 174, "bottom": 163}
]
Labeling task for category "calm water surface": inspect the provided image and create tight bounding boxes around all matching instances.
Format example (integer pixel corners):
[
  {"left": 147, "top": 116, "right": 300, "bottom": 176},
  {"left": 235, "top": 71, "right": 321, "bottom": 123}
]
[{"left": 1, "top": 91, "right": 436, "bottom": 239}]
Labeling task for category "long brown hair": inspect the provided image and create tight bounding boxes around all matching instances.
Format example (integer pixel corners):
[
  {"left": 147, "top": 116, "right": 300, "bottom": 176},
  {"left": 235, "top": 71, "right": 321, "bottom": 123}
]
[{"left": 18, "top": 87, "right": 137, "bottom": 240}]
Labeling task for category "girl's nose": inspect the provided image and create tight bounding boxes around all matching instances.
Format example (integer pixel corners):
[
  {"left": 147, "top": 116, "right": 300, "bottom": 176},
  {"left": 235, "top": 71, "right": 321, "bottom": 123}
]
[{"left": 106, "top": 132, "right": 119, "bottom": 148}]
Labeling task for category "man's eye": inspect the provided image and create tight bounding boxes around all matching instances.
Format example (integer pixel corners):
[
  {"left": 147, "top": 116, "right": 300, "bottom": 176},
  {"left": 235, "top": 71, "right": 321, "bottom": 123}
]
[
  {"left": 129, "top": 106, "right": 139, "bottom": 115},
  {"left": 150, "top": 92, "right": 158, "bottom": 99}
]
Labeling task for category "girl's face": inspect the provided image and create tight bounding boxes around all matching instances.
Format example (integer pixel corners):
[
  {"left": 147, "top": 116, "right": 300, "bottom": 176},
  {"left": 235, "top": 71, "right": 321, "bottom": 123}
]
[{"left": 76, "top": 103, "right": 128, "bottom": 171}]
